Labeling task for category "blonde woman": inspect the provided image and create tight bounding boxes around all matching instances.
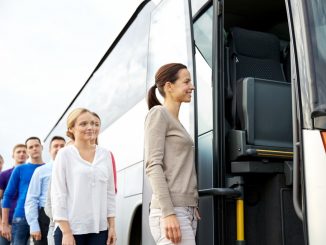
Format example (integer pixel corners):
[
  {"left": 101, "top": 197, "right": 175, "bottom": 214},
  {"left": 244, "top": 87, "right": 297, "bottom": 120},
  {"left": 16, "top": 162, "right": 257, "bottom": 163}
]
[
  {"left": 51, "top": 108, "right": 116, "bottom": 245},
  {"left": 145, "top": 63, "right": 200, "bottom": 245}
]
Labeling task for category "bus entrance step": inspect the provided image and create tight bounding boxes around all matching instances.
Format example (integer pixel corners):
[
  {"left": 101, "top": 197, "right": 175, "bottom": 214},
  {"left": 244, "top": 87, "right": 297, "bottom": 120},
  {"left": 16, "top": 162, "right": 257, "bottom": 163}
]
[{"left": 231, "top": 161, "right": 285, "bottom": 174}]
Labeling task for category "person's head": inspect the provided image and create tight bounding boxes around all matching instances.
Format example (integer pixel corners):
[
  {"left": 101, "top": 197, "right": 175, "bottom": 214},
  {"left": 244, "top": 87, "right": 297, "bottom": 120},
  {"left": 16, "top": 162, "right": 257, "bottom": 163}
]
[
  {"left": 147, "top": 63, "right": 194, "bottom": 110},
  {"left": 67, "top": 108, "right": 95, "bottom": 143},
  {"left": 49, "top": 136, "right": 66, "bottom": 160},
  {"left": 92, "top": 112, "right": 101, "bottom": 145},
  {"left": 12, "top": 144, "right": 28, "bottom": 165},
  {"left": 25, "top": 137, "right": 43, "bottom": 162},
  {"left": 0, "top": 154, "right": 4, "bottom": 171}
]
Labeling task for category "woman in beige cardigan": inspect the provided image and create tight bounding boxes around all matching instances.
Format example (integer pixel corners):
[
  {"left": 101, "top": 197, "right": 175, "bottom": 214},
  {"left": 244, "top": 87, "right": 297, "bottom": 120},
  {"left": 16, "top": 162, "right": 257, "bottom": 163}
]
[{"left": 145, "top": 63, "right": 200, "bottom": 245}]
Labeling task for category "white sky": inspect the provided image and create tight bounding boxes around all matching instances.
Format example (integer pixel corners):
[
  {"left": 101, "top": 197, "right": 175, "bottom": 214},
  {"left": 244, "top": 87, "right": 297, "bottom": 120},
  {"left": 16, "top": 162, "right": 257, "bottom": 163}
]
[{"left": 0, "top": 0, "right": 142, "bottom": 169}]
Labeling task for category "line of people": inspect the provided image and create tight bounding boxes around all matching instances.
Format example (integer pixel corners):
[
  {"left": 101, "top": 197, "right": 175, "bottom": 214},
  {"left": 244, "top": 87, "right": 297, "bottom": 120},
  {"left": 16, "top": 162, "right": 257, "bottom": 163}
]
[
  {"left": 0, "top": 62, "right": 200, "bottom": 245},
  {"left": 0, "top": 109, "right": 117, "bottom": 245}
]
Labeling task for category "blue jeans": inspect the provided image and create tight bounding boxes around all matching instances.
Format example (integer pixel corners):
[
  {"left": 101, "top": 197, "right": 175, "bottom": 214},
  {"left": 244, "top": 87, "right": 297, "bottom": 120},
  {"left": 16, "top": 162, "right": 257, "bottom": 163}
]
[
  {"left": 12, "top": 217, "right": 30, "bottom": 245},
  {"left": 54, "top": 227, "right": 108, "bottom": 245},
  {"left": 0, "top": 236, "right": 10, "bottom": 245}
]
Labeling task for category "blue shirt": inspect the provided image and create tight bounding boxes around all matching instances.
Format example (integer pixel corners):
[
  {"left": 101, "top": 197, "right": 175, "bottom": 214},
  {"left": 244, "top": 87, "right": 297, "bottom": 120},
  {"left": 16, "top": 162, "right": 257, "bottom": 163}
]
[
  {"left": 2, "top": 163, "right": 44, "bottom": 219},
  {"left": 25, "top": 162, "right": 52, "bottom": 232}
]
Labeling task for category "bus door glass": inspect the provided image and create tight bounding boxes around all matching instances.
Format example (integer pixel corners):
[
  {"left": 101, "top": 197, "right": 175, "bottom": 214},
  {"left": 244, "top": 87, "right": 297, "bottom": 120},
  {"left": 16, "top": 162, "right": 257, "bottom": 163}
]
[
  {"left": 141, "top": 0, "right": 195, "bottom": 244},
  {"left": 192, "top": 4, "right": 216, "bottom": 245}
]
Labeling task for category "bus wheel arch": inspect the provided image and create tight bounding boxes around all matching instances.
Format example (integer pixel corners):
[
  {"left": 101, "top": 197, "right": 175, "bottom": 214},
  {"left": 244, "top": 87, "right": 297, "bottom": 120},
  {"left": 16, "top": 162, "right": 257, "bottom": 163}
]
[{"left": 128, "top": 205, "right": 142, "bottom": 245}]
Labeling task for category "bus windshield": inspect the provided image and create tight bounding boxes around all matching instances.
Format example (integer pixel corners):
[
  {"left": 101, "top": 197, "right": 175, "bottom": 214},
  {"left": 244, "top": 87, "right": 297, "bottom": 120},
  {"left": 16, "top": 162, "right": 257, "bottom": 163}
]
[{"left": 306, "top": 0, "right": 326, "bottom": 116}]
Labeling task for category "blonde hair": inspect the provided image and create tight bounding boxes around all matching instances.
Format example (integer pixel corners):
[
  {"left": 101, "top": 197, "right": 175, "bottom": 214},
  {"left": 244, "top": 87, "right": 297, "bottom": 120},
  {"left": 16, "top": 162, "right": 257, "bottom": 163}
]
[{"left": 66, "top": 108, "right": 92, "bottom": 140}]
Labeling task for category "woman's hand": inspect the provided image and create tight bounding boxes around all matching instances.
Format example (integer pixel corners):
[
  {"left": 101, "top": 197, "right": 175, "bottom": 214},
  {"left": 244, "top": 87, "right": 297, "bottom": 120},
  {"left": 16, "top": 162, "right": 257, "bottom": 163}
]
[
  {"left": 107, "top": 227, "right": 117, "bottom": 245},
  {"left": 195, "top": 208, "right": 201, "bottom": 220},
  {"left": 62, "top": 232, "right": 75, "bottom": 245},
  {"left": 163, "top": 214, "right": 181, "bottom": 244}
]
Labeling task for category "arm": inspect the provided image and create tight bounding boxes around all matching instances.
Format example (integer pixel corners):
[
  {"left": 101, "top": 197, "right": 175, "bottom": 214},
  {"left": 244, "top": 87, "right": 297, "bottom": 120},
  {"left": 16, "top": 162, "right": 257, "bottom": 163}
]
[
  {"left": 1, "top": 208, "right": 11, "bottom": 240},
  {"left": 25, "top": 168, "right": 42, "bottom": 237},
  {"left": 57, "top": 220, "right": 75, "bottom": 245},
  {"left": 106, "top": 153, "right": 116, "bottom": 245},
  {"left": 1, "top": 168, "right": 20, "bottom": 240},
  {"left": 51, "top": 150, "right": 68, "bottom": 221},
  {"left": 0, "top": 189, "right": 3, "bottom": 220},
  {"left": 107, "top": 217, "right": 116, "bottom": 245},
  {"left": 107, "top": 153, "right": 116, "bottom": 218},
  {"left": 52, "top": 151, "right": 74, "bottom": 244}
]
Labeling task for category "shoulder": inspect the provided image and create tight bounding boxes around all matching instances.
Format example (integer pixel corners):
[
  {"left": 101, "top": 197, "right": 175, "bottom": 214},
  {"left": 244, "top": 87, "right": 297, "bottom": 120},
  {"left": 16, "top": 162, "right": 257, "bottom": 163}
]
[
  {"left": 146, "top": 106, "right": 168, "bottom": 122},
  {"left": 56, "top": 145, "right": 74, "bottom": 158},
  {"left": 148, "top": 105, "right": 165, "bottom": 115},
  {"left": 14, "top": 164, "right": 26, "bottom": 172},
  {"left": 0, "top": 168, "right": 13, "bottom": 177},
  {"left": 0, "top": 169, "right": 12, "bottom": 187},
  {"left": 96, "top": 146, "right": 110, "bottom": 157},
  {"left": 32, "top": 164, "right": 44, "bottom": 175}
]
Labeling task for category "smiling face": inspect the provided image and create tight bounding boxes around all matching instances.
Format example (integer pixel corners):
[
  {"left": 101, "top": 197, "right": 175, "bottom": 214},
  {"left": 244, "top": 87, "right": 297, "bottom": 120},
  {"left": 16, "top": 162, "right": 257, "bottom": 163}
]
[
  {"left": 166, "top": 68, "right": 194, "bottom": 103},
  {"left": 69, "top": 112, "right": 96, "bottom": 143}
]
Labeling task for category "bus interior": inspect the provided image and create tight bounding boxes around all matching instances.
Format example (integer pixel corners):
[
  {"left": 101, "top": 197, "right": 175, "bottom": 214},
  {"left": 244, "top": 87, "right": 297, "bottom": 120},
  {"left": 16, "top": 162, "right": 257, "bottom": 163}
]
[{"left": 194, "top": 0, "right": 304, "bottom": 244}]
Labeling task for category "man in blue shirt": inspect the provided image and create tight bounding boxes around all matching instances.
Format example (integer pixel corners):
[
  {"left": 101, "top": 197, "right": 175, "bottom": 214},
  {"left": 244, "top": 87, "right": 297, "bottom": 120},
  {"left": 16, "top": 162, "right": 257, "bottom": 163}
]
[
  {"left": 1, "top": 137, "right": 44, "bottom": 244},
  {"left": 25, "top": 136, "right": 65, "bottom": 245}
]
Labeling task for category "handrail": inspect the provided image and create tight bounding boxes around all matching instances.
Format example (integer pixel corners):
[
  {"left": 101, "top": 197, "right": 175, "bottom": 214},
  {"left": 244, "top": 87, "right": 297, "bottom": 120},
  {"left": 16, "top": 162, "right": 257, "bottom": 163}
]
[
  {"left": 292, "top": 74, "right": 303, "bottom": 221},
  {"left": 199, "top": 188, "right": 241, "bottom": 197}
]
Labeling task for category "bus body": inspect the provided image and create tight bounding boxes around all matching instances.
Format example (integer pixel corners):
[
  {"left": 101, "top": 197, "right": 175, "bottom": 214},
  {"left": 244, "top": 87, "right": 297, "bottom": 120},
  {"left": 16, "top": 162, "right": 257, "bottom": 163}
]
[{"left": 44, "top": 0, "right": 326, "bottom": 244}]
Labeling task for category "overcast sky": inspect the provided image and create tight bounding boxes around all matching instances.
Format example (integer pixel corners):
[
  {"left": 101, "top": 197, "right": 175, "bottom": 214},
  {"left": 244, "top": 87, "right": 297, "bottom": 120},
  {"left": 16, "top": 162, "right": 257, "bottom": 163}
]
[{"left": 0, "top": 0, "right": 142, "bottom": 169}]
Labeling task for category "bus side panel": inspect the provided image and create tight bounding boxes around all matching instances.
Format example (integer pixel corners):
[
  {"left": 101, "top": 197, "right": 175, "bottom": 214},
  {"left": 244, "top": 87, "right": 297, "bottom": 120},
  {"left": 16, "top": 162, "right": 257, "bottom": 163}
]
[
  {"left": 114, "top": 169, "right": 142, "bottom": 245},
  {"left": 303, "top": 130, "right": 326, "bottom": 245}
]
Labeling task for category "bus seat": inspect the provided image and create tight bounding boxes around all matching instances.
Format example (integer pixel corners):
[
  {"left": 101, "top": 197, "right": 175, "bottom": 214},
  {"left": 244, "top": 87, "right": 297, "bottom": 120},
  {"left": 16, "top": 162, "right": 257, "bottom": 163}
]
[
  {"left": 227, "top": 27, "right": 293, "bottom": 161},
  {"left": 229, "top": 27, "right": 286, "bottom": 83}
]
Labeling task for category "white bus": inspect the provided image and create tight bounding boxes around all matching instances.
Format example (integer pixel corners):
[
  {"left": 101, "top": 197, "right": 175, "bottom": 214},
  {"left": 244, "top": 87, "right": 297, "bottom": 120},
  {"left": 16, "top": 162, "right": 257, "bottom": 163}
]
[{"left": 45, "top": 0, "right": 326, "bottom": 244}]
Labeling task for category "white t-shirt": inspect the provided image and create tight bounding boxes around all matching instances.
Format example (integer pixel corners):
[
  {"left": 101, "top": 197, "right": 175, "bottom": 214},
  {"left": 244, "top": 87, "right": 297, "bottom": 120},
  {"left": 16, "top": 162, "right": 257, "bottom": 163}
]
[{"left": 51, "top": 145, "right": 115, "bottom": 234}]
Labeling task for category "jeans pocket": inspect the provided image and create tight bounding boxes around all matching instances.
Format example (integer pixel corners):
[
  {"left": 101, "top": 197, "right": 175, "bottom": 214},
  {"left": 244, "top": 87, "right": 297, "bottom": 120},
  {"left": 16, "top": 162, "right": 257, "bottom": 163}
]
[
  {"left": 11, "top": 218, "right": 22, "bottom": 225},
  {"left": 149, "top": 215, "right": 161, "bottom": 243}
]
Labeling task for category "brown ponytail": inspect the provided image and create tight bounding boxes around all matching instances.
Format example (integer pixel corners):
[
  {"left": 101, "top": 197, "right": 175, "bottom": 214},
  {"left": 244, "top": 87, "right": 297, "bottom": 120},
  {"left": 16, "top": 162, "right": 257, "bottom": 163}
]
[
  {"left": 147, "top": 85, "right": 161, "bottom": 110},
  {"left": 147, "top": 63, "right": 187, "bottom": 110}
]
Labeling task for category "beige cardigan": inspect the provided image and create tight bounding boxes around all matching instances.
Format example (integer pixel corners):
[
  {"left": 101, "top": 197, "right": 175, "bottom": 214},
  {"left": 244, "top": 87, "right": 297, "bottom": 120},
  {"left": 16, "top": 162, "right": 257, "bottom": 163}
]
[{"left": 144, "top": 106, "right": 198, "bottom": 217}]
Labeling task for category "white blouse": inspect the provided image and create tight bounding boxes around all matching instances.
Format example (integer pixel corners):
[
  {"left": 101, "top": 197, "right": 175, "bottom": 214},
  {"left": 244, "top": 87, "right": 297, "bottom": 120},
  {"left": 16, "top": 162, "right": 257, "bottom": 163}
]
[{"left": 51, "top": 145, "right": 115, "bottom": 234}]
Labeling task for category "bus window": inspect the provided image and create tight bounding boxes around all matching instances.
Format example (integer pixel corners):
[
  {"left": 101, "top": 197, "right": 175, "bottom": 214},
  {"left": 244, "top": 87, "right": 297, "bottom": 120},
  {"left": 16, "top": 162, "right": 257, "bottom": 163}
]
[
  {"left": 193, "top": 6, "right": 213, "bottom": 67},
  {"left": 193, "top": 5, "right": 213, "bottom": 135}
]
